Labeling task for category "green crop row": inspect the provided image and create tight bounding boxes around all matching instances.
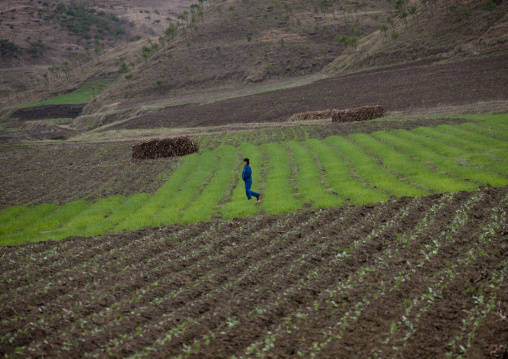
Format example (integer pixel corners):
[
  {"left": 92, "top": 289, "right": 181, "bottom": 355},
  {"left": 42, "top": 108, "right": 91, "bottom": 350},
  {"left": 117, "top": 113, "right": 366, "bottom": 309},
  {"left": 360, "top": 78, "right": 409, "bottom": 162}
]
[
  {"left": 1, "top": 119, "right": 507, "bottom": 245},
  {"left": 349, "top": 133, "right": 477, "bottom": 193},
  {"left": 305, "top": 138, "right": 389, "bottom": 204},
  {"left": 371, "top": 131, "right": 508, "bottom": 187},
  {"left": 326, "top": 136, "right": 428, "bottom": 198},
  {"left": 147, "top": 150, "right": 219, "bottom": 227},
  {"left": 286, "top": 141, "right": 342, "bottom": 208},
  {"left": 261, "top": 142, "right": 303, "bottom": 215},
  {"left": 180, "top": 147, "right": 239, "bottom": 224},
  {"left": 115, "top": 153, "right": 201, "bottom": 231}
]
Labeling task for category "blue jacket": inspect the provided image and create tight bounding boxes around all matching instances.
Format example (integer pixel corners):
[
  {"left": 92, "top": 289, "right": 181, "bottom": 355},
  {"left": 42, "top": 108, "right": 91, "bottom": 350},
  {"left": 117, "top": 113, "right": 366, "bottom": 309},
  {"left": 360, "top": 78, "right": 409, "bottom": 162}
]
[{"left": 242, "top": 165, "right": 252, "bottom": 181}]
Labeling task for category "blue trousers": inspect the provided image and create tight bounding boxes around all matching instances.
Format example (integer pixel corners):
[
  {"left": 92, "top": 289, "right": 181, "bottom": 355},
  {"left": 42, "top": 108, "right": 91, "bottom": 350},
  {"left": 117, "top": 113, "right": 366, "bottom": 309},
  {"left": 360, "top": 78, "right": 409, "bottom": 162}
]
[{"left": 244, "top": 179, "right": 259, "bottom": 200}]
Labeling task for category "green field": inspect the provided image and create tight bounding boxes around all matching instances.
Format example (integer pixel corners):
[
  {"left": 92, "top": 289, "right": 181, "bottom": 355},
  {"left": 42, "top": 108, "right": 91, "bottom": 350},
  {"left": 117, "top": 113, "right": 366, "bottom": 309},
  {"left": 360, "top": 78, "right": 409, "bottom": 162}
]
[
  {"left": 19, "top": 79, "right": 114, "bottom": 108},
  {"left": 1, "top": 117, "right": 507, "bottom": 246}
]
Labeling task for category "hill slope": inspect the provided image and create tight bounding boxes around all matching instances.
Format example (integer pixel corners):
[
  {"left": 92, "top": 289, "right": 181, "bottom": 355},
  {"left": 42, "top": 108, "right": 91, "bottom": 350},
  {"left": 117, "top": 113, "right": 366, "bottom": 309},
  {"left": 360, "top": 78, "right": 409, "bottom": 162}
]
[
  {"left": 82, "top": 0, "right": 391, "bottom": 111},
  {"left": 0, "top": 0, "right": 195, "bottom": 96},
  {"left": 69, "top": 0, "right": 508, "bottom": 127},
  {"left": 1, "top": 0, "right": 507, "bottom": 136},
  {"left": 326, "top": 0, "right": 508, "bottom": 73}
]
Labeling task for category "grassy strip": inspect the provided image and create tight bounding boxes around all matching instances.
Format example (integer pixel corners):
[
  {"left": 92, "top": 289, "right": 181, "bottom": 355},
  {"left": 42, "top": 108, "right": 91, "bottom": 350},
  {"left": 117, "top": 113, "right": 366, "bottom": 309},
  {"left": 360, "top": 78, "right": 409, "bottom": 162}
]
[
  {"left": 43, "top": 196, "right": 127, "bottom": 240},
  {"left": 220, "top": 144, "right": 263, "bottom": 219},
  {"left": 372, "top": 131, "right": 508, "bottom": 188},
  {"left": 461, "top": 122, "right": 508, "bottom": 140},
  {"left": 261, "top": 143, "right": 303, "bottom": 215},
  {"left": 3, "top": 119, "right": 506, "bottom": 245},
  {"left": 435, "top": 124, "right": 508, "bottom": 151},
  {"left": 0, "top": 206, "right": 28, "bottom": 224},
  {"left": 304, "top": 139, "right": 389, "bottom": 204},
  {"left": 0, "top": 204, "right": 58, "bottom": 238},
  {"left": 413, "top": 127, "right": 508, "bottom": 162},
  {"left": 460, "top": 114, "right": 508, "bottom": 138},
  {"left": 285, "top": 141, "right": 343, "bottom": 208},
  {"left": 148, "top": 150, "right": 219, "bottom": 227},
  {"left": 181, "top": 147, "right": 238, "bottom": 224},
  {"left": 350, "top": 133, "right": 477, "bottom": 193},
  {"left": 20, "top": 79, "right": 114, "bottom": 108},
  {"left": 1, "top": 200, "right": 90, "bottom": 245},
  {"left": 484, "top": 118, "right": 508, "bottom": 132},
  {"left": 390, "top": 129, "right": 508, "bottom": 176},
  {"left": 85, "top": 193, "right": 151, "bottom": 235},
  {"left": 326, "top": 136, "right": 427, "bottom": 198},
  {"left": 114, "top": 154, "right": 200, "bottom": 231}
]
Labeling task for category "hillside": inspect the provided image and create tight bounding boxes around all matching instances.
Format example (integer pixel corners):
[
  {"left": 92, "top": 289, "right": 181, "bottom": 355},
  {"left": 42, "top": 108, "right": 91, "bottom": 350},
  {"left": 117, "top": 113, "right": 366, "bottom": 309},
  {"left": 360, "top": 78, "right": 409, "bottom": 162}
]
[
  {"left": 0, "top": 0, "right": 505, "bottom": 137},
  {"left": 326, "top": 0, "right": 508, "bottom": 73},
  {"left": 0, "top": 0, "right": 195, "bottom": 96},
  {"left": 85, "top": 0, "right": 391, "bottom": 106},
  {"left": 1, "top": 0, "right": 393, "bottom": 109}
]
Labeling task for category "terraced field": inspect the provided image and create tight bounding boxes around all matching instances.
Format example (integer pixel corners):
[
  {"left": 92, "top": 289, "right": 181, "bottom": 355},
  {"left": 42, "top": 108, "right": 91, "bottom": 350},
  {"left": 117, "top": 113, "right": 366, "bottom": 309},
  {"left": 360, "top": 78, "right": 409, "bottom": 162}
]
[
  {"left": 0, "top": 185, "right": 507, "bottom": 358},
  {"left": 1, "top": 114, "right": 508, "bottom": 358},
  {"left": 1, "top": 118, "right": 508, "bottom": 246}
]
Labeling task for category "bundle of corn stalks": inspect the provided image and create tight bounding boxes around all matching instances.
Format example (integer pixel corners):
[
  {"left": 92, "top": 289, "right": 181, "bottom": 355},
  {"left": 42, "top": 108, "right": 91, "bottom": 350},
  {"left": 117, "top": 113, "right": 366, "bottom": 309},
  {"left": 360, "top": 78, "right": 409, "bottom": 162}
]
[
  {"left": 331, "top": 105, "right": 385, "bottom": 122},
  {"left": 287, "top": 109, "right": 336, "bottom": 122},
  {"left": 132, "top": 136, "right": 199, "bottom": 160}
]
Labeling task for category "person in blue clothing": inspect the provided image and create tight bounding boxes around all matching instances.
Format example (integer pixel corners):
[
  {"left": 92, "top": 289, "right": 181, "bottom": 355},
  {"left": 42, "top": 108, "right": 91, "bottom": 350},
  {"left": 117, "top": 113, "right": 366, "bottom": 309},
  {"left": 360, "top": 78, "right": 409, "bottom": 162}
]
[{"left": 242, "top": 158, "right": 260, "bottom": 201}]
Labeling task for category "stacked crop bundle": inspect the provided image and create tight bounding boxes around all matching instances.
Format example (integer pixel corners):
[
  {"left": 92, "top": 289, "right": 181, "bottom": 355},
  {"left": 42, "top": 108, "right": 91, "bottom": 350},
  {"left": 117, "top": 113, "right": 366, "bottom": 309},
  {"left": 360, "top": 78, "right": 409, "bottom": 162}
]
[
  {"left": 287, "top": 109, "right": 336, "bottom": 122},
  {"left": 132, "top": 136, "right": 199, "bottom": 160},
  {"left": 331, "top": 105, "right": 385, "bottom": 122}
]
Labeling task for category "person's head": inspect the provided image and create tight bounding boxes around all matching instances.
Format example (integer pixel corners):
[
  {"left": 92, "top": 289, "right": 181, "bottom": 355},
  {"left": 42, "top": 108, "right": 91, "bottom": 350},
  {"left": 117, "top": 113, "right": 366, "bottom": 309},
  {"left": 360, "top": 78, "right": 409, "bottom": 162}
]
[{"left": 243, "top": 158, "right": 249, "bottom": 167}]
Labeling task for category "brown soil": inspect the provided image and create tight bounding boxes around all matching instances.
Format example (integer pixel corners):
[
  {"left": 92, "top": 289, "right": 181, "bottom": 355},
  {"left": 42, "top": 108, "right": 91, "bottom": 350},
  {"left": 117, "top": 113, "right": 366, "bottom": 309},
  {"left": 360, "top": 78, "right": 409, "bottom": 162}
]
[
  {"left": 11, "top": 105, "right": 84, "bottom": 121},
  {"left": 0, "top": 121, "right": 77, "bottom": 142},
  {"left": 108, "top": 53, "right": 508, "bottom": 130},
  {"left": 0, "top": 185, "right": 506, "bottom": 358},
  {"left": 0, "top": 141, "right": 177, "bottom": 210}
]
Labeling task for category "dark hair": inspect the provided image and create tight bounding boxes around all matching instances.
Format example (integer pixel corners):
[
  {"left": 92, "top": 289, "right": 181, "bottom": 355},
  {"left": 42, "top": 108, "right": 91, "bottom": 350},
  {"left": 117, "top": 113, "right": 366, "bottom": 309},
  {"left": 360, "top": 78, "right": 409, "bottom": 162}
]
[{"left": 243, "top": 158, "right": 250, "bottom": 164}]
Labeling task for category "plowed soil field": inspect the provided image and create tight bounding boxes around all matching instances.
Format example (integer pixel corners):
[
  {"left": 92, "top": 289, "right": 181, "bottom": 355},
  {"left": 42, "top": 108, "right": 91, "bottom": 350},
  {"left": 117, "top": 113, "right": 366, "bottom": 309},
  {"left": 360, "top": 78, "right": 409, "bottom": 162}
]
[
  {"left": 110, "top": 53, "right": 508, "bottom": 130},
  {"left": 1, "top": 186, "right": 507, "bottom": 358}
]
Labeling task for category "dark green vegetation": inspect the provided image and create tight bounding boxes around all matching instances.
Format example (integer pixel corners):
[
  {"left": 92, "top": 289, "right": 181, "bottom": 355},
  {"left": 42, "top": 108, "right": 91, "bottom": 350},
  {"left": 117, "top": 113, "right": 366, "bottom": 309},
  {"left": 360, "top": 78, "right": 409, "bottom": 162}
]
[
  {"left": 0, "top": 39, "right": 21, "bottom": 58},
  {"left": 19, "top": 79, "right": 114, "bottom": 108},
  {"left": 52, "top": 1, "right": 126, "bottom": 42},
  {"left": 0, "top": 2, "right": 125, "bottom": 61}
]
